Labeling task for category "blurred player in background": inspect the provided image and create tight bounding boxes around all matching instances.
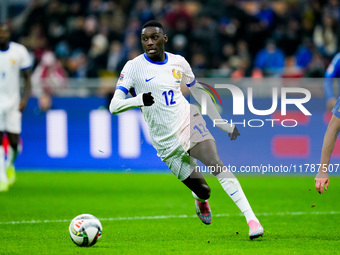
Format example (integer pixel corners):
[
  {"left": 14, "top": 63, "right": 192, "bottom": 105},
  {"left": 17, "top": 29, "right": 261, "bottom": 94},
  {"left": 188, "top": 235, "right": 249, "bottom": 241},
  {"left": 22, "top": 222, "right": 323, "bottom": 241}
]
[
  {"left": 0, "top": 24, "right": 31, "bottom": 192},
  {"left": 315, "top": 96, "right": 340, "bottom": 194},
  {"left": 323, "top": 52, "right": 340, "bottom": 110},
  {"left": 109, "top": 20, "right": 263, "bottom": 239},
  {"left": 316, "top": 52, "right": 340, "bottom": 193}
]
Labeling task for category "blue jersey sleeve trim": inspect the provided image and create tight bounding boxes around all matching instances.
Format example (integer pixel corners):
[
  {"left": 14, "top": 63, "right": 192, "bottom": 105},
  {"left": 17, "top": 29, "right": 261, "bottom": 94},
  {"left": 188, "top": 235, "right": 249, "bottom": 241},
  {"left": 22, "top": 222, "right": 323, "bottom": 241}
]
[
  {"left": 331, "top": 97, "right": 340, "bottom": 118},
  {"left": 116, "top": 86, "right": 128, "bottom": 95},
  {"left": 186, "top": 78, "right": 196, "bottom": 87},
  {"left": 324, "top": 53, "right": 340, "bottom": 99},
  {"left": 21, "top": 66, "right": 31, "bottom": 71},
  {"left": 324, "top": 79, "right": 334, "bottom": 100}
]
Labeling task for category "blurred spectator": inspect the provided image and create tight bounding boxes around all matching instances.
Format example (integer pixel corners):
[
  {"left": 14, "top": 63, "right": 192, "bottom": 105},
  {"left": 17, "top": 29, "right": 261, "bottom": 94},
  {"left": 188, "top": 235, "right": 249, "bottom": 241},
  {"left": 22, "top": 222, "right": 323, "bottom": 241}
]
[
  {"left": 130, "top": 0, "right": 155, "bottom": 25},
  {"left": 191, "top": 13, "right": 218, "bottom": 65},
  {"left": 313, "top": 15, "right": 338, "bottom": 59},
  {"left": 87, "top": 34, "right": 108, "bottom": 77},
  {"left": 236, "top": 40, "right": 250, "bottom": 60},
  {"left": 87, "top": 0, "right": 104, "bottom": 17},
  {"left": 43, "top": 0, "right": 67, "bottom": 35},
  {"left": 277, "top": 18, "right": 301, "bottom": 56},
  {"left": 324, "top": 0, "right": 340, "bottom": 21},
  {"left": 122, "top": 33, "right": 140, "bottom": 59},
  {"left": 231, "top": 58, "right": 251, "bottom": 78},
  {"left": 281, "top": 56, "right": 304, "bottom": 78},
  {"left": 295, "top": 38, "right": 314, "bottom": 69},
  {"left": 191, "top": 52, "right": 208, "bottom": 77},
  {"left": 66, "top": 51, "right": 88, "bottom": 78},
  {"left": 31, "top": 51, "right": 68, "bottom": 98},
  {"left": 3, "top": 0, "right": 340, "bottom": 81},
  {"left": 255, "top": 1, "right": 276, "bottom": 31},
  {"left": 254, "top": 39, "right": 285, "bottom": 76},
  {"left": 166, "top": 0, "right": 193, "bottom": 35},
  {"left": 67, "top": 16, "right": 93, "bottom": 53},
  {"left": 305, "top": 50, "right": 326, "bottom": 77},
  {"left": 106, "top": 40, "right": 124, "bottom": 74},
  {"left": 171, "top": 34, "right": 188, "bottom": 58}
]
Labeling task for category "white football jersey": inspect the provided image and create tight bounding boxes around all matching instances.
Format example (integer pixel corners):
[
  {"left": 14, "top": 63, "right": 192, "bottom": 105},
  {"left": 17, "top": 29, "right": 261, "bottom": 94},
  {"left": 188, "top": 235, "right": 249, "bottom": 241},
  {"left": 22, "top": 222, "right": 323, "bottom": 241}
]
[
  {"left": 116, "top": 52, "right": 196, "bottom": 159},
  {"left": 0, "top": 42, "right": 31, "bottom": 110}
]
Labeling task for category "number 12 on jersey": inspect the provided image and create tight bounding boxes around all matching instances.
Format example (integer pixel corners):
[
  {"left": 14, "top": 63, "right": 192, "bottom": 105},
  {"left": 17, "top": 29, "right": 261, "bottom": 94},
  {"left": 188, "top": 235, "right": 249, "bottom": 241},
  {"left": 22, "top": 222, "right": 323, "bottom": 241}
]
[
  {"left": 194, "top": 124, "right": 208, "bottom": 137},
  {"left": 162, "top": 90, "right": 176, "bottom": 106}
]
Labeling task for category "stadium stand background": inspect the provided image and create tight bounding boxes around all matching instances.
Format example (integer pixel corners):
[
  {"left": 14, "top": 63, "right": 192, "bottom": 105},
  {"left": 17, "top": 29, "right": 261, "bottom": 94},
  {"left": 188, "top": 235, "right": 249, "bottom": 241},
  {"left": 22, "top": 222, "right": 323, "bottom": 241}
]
[
  {"left": 1, "top": 0, "right": 339, "bottom": 82},
  {"left": 1, "top": 0, "right": 340, "bottom": 172}
]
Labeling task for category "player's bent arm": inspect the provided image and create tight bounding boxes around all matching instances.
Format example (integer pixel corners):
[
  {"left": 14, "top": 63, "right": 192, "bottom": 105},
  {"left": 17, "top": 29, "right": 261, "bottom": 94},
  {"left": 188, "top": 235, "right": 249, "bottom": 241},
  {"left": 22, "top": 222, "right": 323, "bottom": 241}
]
[
  {"left": 324, "top": 53, "right": 340, "bottom": 103},
  {"left": 189, "top": 82, "right": 235, "bottom": 133},
  {"left": 320, "top": 115, "right": 340, "bottom": 171},
  {"left": 19, "top": 69, "right": 32, "bottom": 112},
  {"left": 109, "top": 89, "right": 144, "bottom": 114},
  {"left": 315, "top": 114, "right": 340, "bottom": 193},
  {"left": 323, "top": 79, "right": 335, "bottom": 102}
]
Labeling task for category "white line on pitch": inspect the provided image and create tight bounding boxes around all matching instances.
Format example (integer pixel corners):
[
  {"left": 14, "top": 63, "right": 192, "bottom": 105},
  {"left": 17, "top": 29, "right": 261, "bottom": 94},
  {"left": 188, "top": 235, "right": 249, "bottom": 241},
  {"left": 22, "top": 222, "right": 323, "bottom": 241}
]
[{"left": 0, "top": 211, "right": 339, "bottom": 225}]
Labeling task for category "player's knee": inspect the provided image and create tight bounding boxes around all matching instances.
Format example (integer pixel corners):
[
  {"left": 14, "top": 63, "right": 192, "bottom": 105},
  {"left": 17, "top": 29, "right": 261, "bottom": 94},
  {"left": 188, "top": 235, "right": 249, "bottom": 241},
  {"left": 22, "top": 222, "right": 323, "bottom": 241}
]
[
  {"left": 205, "top": 156, "right": 223, "bottom": 169},
  {"left": 197, "top": 184, "right": 211, "bottom": 200},
  {"left": 10, "top": 143, "right": 18, "bottom": 150}
]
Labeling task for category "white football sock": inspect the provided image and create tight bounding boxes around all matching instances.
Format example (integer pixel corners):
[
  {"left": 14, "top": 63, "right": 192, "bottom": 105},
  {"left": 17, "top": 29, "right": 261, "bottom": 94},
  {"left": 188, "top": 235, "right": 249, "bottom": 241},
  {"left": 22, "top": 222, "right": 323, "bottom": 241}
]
[
  {"left": 6, "top": 146, "right": 17, "bottom": 168},
  {"left": 0, "top": 146, "right": 8, "bottom": 182},
  {"left": 216, "top": 171, "right": 258, "bottom": 223}
]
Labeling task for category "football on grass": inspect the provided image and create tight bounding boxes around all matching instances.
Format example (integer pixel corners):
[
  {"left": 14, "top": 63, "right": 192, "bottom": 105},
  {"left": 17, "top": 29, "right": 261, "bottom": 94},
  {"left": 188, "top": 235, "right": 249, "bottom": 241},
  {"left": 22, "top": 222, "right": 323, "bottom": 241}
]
[{"left": 69, "top": 214, "right": 102, "bottom": 247}]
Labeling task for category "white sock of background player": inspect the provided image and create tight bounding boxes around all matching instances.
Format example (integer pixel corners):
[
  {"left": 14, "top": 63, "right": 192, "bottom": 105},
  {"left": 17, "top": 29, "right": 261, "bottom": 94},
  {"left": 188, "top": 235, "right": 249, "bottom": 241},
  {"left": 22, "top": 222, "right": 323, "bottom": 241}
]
[{"left": 0, "top": 146, "right": 8, "bottom": 183}]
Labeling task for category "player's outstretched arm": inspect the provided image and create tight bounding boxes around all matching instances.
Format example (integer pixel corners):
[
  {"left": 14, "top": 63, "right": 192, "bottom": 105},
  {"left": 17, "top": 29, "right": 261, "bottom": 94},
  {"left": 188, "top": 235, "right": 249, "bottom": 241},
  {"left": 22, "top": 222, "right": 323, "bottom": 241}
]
[
  {"left": 315, "top": 114, "right": 340, "bottom": 194},
  {"left": 228, "top": 125, "right": 240, "bottom": 141},
  {"left": 109, "top": 89, "right": 154, "bottom": 114},
  {"left": 190, "top": 82, "right": 238, "bottom": 139}
]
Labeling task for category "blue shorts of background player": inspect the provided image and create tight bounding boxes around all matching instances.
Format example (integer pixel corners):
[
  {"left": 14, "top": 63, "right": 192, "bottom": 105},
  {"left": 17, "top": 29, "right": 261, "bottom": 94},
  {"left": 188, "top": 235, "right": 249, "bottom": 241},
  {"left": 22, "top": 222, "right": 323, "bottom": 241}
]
[{"left": 331, "top": 97, "right": 340, "bottom": 118}]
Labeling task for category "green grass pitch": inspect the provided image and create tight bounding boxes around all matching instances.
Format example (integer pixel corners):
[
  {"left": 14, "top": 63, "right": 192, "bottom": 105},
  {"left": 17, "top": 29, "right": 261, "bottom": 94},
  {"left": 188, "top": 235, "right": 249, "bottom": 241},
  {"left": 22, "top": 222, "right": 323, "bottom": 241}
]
[{"left": 1, "top": 171, "right": 340, "bottom": 254}]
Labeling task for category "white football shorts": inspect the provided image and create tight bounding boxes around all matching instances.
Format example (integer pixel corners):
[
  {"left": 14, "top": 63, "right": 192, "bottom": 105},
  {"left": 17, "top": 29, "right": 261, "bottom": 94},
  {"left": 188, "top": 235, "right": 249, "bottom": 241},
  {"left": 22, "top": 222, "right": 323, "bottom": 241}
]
[
  {"left": 163, "top": 105, "right": 215, "bottom": 181},
  {"left": 0, "top": 108, "right": 22, "bottom": 134}
]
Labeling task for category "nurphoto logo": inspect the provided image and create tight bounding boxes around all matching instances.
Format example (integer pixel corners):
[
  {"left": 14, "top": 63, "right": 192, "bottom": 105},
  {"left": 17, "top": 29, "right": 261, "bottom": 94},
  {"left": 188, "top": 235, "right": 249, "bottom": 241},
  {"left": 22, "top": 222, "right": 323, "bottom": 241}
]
[{"left": 199, "top": 83, "right": 312, "bottom": 128}]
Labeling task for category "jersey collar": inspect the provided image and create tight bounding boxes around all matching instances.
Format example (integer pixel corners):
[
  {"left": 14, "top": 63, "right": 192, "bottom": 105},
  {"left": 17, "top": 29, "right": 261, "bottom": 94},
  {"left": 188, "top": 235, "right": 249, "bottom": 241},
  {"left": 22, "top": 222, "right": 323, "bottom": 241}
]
[{"left": 143, "top": 52, "right": 168, "bottom": 65}]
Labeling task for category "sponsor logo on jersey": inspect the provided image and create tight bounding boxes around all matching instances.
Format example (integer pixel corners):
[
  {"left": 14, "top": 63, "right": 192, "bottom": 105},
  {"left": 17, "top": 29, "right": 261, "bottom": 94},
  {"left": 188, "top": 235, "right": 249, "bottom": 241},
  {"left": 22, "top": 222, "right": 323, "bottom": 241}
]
[
  {"left": 145, "top": 77, "right": 155, "bottom": 82},
  {"left": 119, "top": 73, "right": 124, "bottom": 81}
]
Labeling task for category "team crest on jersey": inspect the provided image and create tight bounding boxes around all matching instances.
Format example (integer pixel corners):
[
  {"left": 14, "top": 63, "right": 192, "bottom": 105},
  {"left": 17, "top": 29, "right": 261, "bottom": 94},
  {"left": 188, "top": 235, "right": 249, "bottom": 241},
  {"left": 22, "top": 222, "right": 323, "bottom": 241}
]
[
  {"left": 172, "top": 69, "right": 181, "bottom": 83},
  {"left": 119, "top": 73, "right": 124, "bottom": 81},
  {"left": 10, "top": 58, "right": 16, "bottom": 65}
]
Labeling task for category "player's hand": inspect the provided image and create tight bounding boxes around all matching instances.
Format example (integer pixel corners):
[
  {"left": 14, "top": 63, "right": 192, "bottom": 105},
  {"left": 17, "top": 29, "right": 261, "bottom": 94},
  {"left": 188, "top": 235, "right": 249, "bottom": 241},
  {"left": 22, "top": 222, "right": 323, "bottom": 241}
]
[
  {"left": 143, "top": 92, "right": 154, "bottom": 106},
  {"left": 228, "top": 126, "right": 240, "bottom": 141},
  {"left": 327, "top": 98, "right": 337, "bottom": 111},
  {"left": 315, "top": 171, "right": 329, "bottom": 194},
  {"left": 19, "top": 99, "right": 28, "bottom": 112}
]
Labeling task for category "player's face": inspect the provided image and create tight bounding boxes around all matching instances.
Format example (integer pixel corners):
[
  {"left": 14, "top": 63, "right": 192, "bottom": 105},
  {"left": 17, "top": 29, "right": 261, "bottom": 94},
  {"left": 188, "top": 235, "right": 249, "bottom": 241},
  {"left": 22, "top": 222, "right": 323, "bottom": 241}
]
[
  {"left": 0, "top": 25, "right": 10, "bottom": 48},
  {"left": 141, "top": 27, "right": 168, "bottom": 62}
]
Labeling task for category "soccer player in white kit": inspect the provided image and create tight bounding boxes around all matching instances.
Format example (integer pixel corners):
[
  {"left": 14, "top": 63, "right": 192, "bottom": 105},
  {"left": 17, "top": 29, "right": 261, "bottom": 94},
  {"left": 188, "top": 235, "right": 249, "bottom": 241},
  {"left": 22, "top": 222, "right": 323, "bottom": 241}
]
[
  {"left": 110, "top": 21, "right": 264, "bottom": 239},
  {"left": 0, "top": 24, "right": 31, "bottom": 192}
]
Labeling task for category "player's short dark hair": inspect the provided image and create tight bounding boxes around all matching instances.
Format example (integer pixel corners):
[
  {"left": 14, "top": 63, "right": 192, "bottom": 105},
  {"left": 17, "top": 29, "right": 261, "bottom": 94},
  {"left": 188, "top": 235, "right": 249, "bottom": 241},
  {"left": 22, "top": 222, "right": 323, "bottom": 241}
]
[{"left": 142, "top": 20, "right": 164, "bottom": 33}]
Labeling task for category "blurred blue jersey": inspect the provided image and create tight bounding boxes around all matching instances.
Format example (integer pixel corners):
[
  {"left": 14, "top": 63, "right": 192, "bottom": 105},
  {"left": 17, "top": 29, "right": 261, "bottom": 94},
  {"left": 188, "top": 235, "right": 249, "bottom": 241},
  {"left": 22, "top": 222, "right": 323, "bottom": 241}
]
[
  {"left": 331, "top": 96, "right": 340, "bottom": 118},
  {"left": 324, "top": 53, "right": 340, "bottom": 100}
]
